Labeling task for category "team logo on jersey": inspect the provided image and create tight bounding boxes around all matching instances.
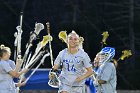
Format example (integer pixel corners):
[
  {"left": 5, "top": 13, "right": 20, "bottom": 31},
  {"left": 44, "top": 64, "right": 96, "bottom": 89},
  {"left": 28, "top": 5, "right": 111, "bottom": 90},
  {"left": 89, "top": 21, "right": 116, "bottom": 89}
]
[{"left": 63, "top": 58, "right": 80, "bottom": 63}]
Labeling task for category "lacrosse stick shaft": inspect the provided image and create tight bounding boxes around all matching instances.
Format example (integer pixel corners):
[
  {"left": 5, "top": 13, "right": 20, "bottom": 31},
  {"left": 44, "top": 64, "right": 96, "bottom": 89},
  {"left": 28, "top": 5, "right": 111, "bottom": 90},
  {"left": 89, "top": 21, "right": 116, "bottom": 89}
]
[
  {"left": 23, "top": 23, "right": 44, "bottom": 65},
  {"left": 46, "top": 22, "right": 54, "bottom": 67},
  {"left": 117, "top": 58, "right": 121, "bottom": 62},
  {"left": 25, "top": 50, "right": 42, "bottom": 69},
  {"left": 16, "top": 12, "right": 24, "bottom": 93},
  {"left": 22, "top": 44, "right": 32, "bottom": 67},
  {"left": 17, "top": 12, "right": 23, "bottom": 59},
  {"left": 20, "top": 12, "right": 23, "bottom": 29},
  {"left": 25, "top": 53, "right": 50, "bottom": 83},
  {"left": 16, "top": 51, "right": 46, "bottom": 93},
  {"left": 25, "top": 52, "right": 32, "bottom": 67},
  {"left": 101, "top": 42, "right": 104, "bottom": 49}
]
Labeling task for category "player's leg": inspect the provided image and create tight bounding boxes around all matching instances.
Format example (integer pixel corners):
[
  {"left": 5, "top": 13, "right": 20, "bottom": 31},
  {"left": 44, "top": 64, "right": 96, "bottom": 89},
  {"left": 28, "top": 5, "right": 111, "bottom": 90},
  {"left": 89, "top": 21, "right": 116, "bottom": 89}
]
[
  {"left": 72, "top": 85, "right": 86, "bottom": 93},
  {"left": 58, "top": 83, "right": 71, "bottom": 93}
]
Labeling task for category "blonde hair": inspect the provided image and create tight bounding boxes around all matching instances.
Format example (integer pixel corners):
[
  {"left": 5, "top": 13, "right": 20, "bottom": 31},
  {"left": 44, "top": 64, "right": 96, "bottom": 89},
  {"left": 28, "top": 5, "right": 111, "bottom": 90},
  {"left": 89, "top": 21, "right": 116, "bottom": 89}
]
[
  {"left": 67, "top": 30, "right": 85, "bottom": 49},
  {"left": 0, "top": 44, "right": 11, "bottom": 57},
  {"left": 68, "top": 30, "right": 79, "bottom": 38}
]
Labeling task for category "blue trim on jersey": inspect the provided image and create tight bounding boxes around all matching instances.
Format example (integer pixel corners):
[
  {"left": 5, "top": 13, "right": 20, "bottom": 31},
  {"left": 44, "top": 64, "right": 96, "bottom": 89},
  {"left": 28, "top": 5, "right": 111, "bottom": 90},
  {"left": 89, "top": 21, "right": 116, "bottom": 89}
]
[{"left": 85, "top": 67, "right": 99, "bottom": 93}]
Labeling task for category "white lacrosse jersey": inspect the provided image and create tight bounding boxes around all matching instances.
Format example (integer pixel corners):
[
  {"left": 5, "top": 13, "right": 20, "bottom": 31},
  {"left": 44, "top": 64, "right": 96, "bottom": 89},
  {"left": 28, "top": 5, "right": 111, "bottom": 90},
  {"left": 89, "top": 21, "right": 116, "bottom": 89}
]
[
  {"left": 7, "top": 60, "right": 16, "bottom": 70},
  {"left": 96, "top": 62, "right": 117, "bottom": 93},
  {"left": 0, "top": 60, "right": 16, "bottom": 93},
  {"left": 54, "top": 48, "right": 92, "bottom": 86}
]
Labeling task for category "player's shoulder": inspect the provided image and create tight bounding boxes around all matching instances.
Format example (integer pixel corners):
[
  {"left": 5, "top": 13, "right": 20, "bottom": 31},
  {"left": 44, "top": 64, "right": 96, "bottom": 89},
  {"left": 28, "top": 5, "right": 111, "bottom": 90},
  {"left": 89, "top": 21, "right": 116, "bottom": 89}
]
[
  {"left": 0, "top": 60, "right": 9, "bottom": 66},
  {"left": 106, "top": 62, "right": 113, "bottom": 65},
  {"left": 7, "top": 59, "right": 14, "bottom": 63},
  {"left": 106, "top": 62, "right": 116, "bottom": 69},
  {"left": 58, "top": 48, "right": 67, "bottom": 55},
  {"left": 0, "top": 60, "right": 7, "bottom": 63},
  {"left": 59, "top": 48, "right": 67, "bottom": 53},
  {"left": 78, "top": 49, "right": 89, "bottom": 56}
]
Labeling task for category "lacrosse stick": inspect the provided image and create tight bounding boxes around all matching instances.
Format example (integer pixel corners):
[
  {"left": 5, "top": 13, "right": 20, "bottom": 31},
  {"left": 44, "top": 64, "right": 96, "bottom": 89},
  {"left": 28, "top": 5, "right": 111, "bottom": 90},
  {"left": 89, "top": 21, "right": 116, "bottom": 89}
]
[
  {"left": 58, "top": 30, "right": 84, "bottom": 50},
  {"left": 58, "top": 30, "right": 67, "bottom": 43},
  {"left": 101, "top": 31, "right": 109, "bottom": 48},
  {"left": 112, "top": 49, "right": 132, "bottom": 67},
  {"left": 14, "top": 12, "right": 23, "bottom": 61},
  {"left": 46, "top": 22, "right": 53, "bottom": 66},
  {"left": 117, "top": 50, "right": 132, "bottom": 61},
  {"left": 16, "top": 23, "right": 44, "bottom": 93},
  {"left": 25, "top": 35, "right": 52, "bottom": 69},
  {"left": 16, "top": 50, "right": 46, "bottom": 93},
  {"left": 92, "top": 75, "right": 99, "bottom": 87},
  {"left": 24, "top": 52, "right": 50, "bottom": 83},
  {"left": 79, "top": 36, "right": 84, "bottom": 49},
  {"left": 22, "top": 23, "right": 44, "bottom": 68},
  {"left": 112, "top": 50, "right": 132, "bottom": 63},
  {"left": 16, "top": 35, "right": 51, "bottom": 92},
  {"left": 15, "top": 12, "right": 23, "bottom": 93},
  {"left": 46, "top": 22, "right": 61, "bottom": 88}
]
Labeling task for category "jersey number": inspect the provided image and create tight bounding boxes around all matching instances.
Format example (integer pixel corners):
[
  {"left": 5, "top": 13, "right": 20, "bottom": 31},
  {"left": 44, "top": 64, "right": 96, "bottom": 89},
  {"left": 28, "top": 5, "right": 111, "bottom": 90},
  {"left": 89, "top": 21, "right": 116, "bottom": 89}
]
[{"left": 66, "top": 63, "right": 76, "bottom": 72}]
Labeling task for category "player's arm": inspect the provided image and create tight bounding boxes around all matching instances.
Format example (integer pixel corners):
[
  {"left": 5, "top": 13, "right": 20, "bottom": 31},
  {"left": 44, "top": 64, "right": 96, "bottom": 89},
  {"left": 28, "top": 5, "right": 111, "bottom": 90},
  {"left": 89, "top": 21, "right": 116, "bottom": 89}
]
[
  {"left": 9, "top": 58, "right": 28, "bottom": 78},
  {"left": 49, "top": 64, "right": 60, "bottom": 80},
  {"left": 93, "top": 78, "right": 106, "bottom": 87},
  {"left": 51, "top": 51, "right": 62, "bottom": 71},
  {"left": 15, "top": 82, "right": 26, "bottom": 87},
  {"left": 84, "top": 66, "right": 93, "bottom": 78},
  {"left": 49, "top": 51, "right": 62, "bottom": 80},
  {"left": 52, "top": 64, "right": 59, "bottom": 70},
  {"left": 98, "top": 64, "right": 114, "bottom": 84},
  {"left": 8, "top": 68, "right": 28, "bottom": 78},
  {"left": 2, "top": 60, "right": 27, "bottom": 78},
  {"left": 76, "top": 66, "right": 93, "bottom": 82}
]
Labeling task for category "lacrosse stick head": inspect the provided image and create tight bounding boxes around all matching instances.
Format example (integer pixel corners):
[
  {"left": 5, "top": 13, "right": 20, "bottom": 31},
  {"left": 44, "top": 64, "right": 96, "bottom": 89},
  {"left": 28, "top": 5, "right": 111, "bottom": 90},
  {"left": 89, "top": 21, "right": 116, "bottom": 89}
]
[
  {"left": 79, "top": 36, "right": 84, "bottom": 49},
  {"left": 16, "top": 26, "right": 22, "bottom": 33},
  {"left": 101, "top": 31, "right": 109, "bottom": 45},
  {"left": 34, "top": 23, "right": 44, "bottom": 35},
  {"left": 41, "top": 35, "right": 53, "bottom": 47},
  {"left": 120, "top": 50, "right": 132, "bottom": 60},
  {"left": 29, "top": 23, "right": 44, "bottom": 43},
  {"left": 48, "top": 72, "right": 61, "bottom": 88},
  {"left": 58, "top": 30, "right": 67, "bottom": 43},
  {"left": 98, "top": 47, "right": 115, "bottom": 65}
]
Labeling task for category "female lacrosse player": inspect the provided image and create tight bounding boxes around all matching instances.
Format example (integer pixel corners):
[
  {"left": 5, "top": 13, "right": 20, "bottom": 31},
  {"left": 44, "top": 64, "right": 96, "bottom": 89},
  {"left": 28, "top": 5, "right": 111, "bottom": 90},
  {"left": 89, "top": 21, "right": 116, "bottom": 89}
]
[
  {"left": 0, "top": 45, "right": 27, "bottom": 93},
  {"left": 93, "top": 47, "right": 117, "bottom": 93},
  {"left": 49, "top": 31, "right": 93, "bottom": 93}
]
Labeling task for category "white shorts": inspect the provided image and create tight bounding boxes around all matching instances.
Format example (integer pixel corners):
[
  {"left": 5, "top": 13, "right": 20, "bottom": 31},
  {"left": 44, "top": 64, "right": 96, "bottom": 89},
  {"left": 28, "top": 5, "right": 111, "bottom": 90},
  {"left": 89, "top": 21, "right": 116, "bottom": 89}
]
[
  {"left": 58, "top": 83, "right": 85, "bottom": 93},
  {"left": 0, "top": 89, "right": 16, "bottom": 93}
]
